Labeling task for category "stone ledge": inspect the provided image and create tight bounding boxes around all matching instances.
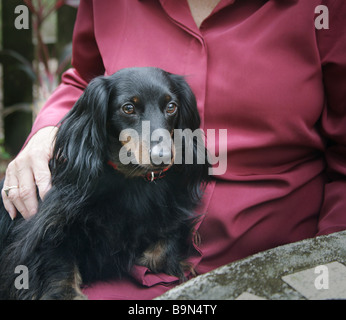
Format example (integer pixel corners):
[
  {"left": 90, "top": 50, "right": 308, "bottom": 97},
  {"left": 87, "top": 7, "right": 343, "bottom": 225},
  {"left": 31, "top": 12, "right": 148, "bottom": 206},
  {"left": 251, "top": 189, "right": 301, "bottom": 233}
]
[{"left": 156, "top": 230, "right": 346, "bottom": 300}]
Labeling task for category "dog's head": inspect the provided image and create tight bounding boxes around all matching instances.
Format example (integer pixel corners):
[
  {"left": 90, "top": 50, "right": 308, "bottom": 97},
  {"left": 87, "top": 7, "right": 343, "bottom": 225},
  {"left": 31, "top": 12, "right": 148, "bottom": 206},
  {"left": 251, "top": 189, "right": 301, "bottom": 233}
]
[
  {"left": 52, "top": 67, "right": 209, "bottom": 195},
  {"left": 106, "top": 67, "right": 202, "bottom": 177}
]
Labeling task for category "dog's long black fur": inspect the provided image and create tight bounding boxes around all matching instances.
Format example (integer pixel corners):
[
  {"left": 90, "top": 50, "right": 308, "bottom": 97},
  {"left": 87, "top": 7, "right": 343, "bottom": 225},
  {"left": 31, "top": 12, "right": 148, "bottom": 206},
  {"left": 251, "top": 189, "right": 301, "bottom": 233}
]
[{"left": 0, "top": 67, "right": 209, "bottom": 300}]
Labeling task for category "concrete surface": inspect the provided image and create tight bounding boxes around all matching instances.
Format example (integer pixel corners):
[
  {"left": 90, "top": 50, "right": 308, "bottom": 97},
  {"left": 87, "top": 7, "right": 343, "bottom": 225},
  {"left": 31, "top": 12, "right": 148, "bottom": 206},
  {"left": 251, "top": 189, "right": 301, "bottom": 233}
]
[{"left": 156, "top": 230, "right": 346, "bottom": 300}]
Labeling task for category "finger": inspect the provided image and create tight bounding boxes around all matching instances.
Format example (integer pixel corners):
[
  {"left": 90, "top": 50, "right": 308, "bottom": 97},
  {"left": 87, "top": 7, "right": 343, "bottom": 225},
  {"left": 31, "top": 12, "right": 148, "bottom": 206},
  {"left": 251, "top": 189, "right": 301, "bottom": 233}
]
[
  {"left": 2, "top": 172, "right": 29, "bottom": 219},
  {"left": 17, "top": 169, "right": 39, "bottom": 219},
  {"left": 2, "top": 163, "right": 19, "bottom": 219},
  {"left": 33, "top": 160, "right": 52, "bottom": 200},
  {"left": 4, "top": 187, "right": 30, "bottom": 219},
  {"left": 2, "top": 188, "right": 17, "bottom": 220},
  {"left": 3, "top": 159, "right": 37, "bottom": 219}
]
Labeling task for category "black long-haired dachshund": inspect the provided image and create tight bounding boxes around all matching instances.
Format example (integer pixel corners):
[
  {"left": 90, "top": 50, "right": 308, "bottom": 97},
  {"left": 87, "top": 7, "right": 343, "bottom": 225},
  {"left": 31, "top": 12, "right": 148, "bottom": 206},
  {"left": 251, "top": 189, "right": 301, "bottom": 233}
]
[{"left": 0, "top": 67, "right": 210, "bottom": 300}]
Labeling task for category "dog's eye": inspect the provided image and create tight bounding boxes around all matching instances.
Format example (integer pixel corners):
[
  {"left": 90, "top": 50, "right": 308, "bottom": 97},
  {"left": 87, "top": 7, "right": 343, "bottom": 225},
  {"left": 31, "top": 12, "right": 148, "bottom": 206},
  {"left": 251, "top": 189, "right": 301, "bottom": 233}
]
[
  {"left": 122, "top": 104, "right": 135, "bottom": 115},
  {"left": 166, "top": 103, "right": 177, "bottom": 115}
]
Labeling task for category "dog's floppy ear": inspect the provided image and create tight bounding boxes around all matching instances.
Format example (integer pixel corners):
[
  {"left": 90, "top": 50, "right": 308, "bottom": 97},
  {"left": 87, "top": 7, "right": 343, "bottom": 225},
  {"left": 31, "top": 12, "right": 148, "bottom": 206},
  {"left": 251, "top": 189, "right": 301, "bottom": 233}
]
[
  {"left": 169, "top": 74, "right": 200, "bottom": 131},
  {"left": 169, "top": 74, "right": 210, "bottom": 202},
  {"left": 51, "top": 76, "right": 111, "bottom": 194}
]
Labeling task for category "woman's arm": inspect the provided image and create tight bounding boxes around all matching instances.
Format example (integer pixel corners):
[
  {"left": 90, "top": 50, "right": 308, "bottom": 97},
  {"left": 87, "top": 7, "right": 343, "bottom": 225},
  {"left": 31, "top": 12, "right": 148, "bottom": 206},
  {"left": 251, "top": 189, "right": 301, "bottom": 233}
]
[{"left": 2, "top": 0, "right": 104, "bottom": 219}]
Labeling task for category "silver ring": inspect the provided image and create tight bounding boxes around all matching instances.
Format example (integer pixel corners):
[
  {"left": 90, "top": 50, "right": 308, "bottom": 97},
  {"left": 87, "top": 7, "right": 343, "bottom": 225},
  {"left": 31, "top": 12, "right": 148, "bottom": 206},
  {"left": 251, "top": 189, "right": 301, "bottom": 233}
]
[{"left": 3, "top": 186, "right": 19, "bottom": 197}]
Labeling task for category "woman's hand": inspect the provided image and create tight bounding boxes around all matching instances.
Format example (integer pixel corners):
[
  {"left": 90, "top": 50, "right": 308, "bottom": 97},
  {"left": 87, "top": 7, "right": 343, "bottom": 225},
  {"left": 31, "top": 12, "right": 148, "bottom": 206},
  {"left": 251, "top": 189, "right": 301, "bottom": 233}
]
[{"left": 2, "top": 126, "right": 58, "bottom": 220}]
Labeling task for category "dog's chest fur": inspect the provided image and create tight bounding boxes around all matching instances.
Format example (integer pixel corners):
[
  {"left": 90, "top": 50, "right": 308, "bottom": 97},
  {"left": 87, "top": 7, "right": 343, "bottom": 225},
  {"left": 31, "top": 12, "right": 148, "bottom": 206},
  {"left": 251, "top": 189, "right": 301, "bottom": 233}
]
[{"left": 57, "top": 166, "right": 195, "bottom": 283}]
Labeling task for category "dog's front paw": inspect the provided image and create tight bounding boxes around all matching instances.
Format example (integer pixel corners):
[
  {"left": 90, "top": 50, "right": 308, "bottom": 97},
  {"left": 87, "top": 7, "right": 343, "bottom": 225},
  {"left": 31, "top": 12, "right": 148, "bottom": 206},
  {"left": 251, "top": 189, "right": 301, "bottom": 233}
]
[
  {"left": 137, "top": 240, "right": 167, "bottom": 273},
  {"left": 137, "top": 240, "right": 192, "bottom": 281}
]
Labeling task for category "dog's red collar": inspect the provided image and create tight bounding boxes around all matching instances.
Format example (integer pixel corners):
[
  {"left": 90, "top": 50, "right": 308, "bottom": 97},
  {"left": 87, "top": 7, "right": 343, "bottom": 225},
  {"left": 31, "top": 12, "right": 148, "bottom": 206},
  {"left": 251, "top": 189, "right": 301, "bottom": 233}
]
[{"left": 107, "top": 160, "right": 170, "bottom": 182}]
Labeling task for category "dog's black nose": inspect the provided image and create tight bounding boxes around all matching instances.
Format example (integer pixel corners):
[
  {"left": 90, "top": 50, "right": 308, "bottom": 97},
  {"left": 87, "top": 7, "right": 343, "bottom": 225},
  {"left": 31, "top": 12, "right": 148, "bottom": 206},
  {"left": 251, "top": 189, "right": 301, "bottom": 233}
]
[{"left": 150, "top": 145, "right": 172, "bottom": 166}]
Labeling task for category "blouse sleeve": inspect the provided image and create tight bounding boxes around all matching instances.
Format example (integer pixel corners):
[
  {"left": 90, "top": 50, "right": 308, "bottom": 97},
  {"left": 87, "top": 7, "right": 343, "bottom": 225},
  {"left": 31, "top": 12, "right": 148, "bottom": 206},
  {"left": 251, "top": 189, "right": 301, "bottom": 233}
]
[
  {"left": 26, "top": 0, "right": 104, "bottom": 144},
  {"left": 316, "top": 0, "right": 346, "bottom": 235}
]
